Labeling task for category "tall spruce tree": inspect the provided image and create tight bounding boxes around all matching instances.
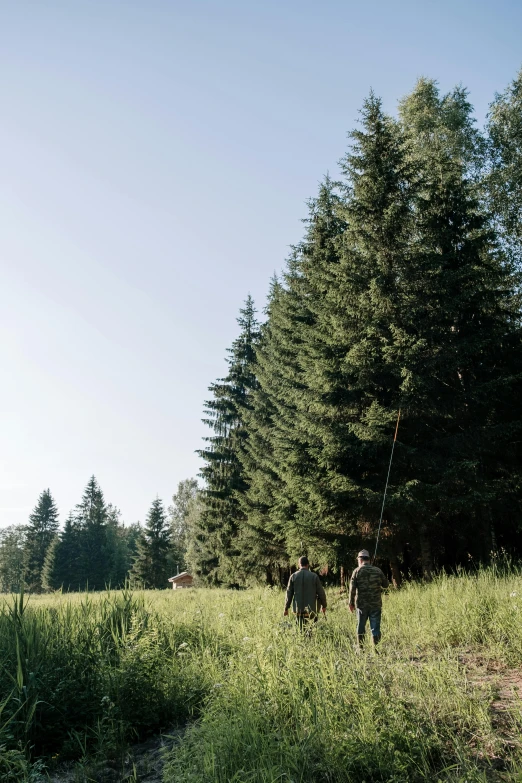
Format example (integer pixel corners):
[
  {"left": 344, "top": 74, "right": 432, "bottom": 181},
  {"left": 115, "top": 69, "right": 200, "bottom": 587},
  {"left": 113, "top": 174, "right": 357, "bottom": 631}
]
[
  {"left": 234, "top": 280, "right": 292, "bottom": 584},
  {"left": 24, "top": 488, "right": 59, "bottom": 592},
  {"left": 191, "top": 296, "right": 260, "bottom": 584},
  {"left": 237, "top": 180, "right": 347, "bottom": 582},
  {"left": 131, "top": 498, "right": 170, "bottom": 588},
  {"left": 41, "top": 513, "right": 81, "bottom": 591},
  {"left": 105, "top": 505, "right": 131, "bottom": 587},
  {"left": 74, "top": 476, "right": 109, "bottom": 590},
  {"left": 394, "top": 80, "right": 522, "bottom": 570},
  {"left": 268, "top": 100, "right": 412, "bottom": 579}
]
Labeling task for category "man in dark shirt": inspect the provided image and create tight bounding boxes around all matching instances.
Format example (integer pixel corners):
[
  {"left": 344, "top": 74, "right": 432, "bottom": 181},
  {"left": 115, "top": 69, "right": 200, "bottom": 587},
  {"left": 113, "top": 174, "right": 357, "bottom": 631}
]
[
  {"left": 284, "top": 556, "right": 327, "bottom": 628},
  {"left": 349, "top": 549, "right": 388, "bottom": 648}
]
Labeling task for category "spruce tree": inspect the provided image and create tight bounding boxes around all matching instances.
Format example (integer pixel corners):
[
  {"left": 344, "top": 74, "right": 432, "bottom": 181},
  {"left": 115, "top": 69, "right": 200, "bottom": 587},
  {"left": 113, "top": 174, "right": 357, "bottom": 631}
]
[
  {"left": 41, "top": 514, "right": 81, "bottom": 591},
  {"left": 192, "top": 297, "right": 260, "bottom": 584},
  {"left": 285, "top": 95, "right": 413, "bottom": 576},
  {"left": 394, "top": 79, "right": 522, "bottom": 570},
  {"left": 234, "top": 281, "right": 290, "bottom": 584},
  {"left": 131, "top": 498, "right": 170, "bottom": 588},
  {"left": 24, "top": 488, "right": 59, "bottom": 592},
  {"left": 75, "top": 476, "right": 109, "bottom": 590},
  {"left": 237, "top": 180, "right": 347, "bottom": 581},
  {"left": 105, "top": 505, "right": 130, "bottom": 587}
]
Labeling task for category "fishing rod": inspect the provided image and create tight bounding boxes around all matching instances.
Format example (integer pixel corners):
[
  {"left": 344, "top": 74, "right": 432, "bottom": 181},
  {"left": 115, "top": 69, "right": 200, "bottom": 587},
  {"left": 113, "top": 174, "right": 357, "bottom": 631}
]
[{"left": 373, "top": 409, "right": 401, "bottom": 564}]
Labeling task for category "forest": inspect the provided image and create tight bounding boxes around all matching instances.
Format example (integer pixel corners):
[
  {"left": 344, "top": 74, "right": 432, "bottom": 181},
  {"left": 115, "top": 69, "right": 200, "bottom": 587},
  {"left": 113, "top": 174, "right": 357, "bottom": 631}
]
[
  {"left": 0, "top": 477, "right": 200, "bottom": 593},
  {"left": 2, "top": 70, "right": 522, "bottom": 595},
  {"left": 191, "top": 72, "right": 522, "bottom": 588}
]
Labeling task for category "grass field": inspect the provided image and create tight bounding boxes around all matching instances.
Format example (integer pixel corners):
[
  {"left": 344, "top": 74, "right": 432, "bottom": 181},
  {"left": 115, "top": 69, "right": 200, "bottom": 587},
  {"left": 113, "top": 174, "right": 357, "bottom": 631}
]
[{"left": 1, "top": 567, "right": 522, "bottom": 782}]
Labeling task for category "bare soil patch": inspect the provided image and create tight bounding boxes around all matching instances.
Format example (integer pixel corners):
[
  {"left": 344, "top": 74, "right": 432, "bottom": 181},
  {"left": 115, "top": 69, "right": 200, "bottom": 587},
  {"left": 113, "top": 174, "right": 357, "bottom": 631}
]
[{"left": 48, "top": 728, "right": 184, "bottom": 783}]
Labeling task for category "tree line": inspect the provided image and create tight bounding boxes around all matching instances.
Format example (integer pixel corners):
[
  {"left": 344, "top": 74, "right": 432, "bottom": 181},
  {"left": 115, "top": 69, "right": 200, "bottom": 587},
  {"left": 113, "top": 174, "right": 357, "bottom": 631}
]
[
  {"left": 0, "top": 477, "right": 201, "bottom": 593},
  {"left": 190, "top": 72, "right": 522, "bottom": 587}
]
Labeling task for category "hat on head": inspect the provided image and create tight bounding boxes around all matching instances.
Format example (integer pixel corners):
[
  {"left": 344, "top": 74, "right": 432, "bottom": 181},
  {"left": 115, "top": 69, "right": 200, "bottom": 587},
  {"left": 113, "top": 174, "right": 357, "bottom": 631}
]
[{"left": 357, "top": 549, "right": 370, "bottom": 559}]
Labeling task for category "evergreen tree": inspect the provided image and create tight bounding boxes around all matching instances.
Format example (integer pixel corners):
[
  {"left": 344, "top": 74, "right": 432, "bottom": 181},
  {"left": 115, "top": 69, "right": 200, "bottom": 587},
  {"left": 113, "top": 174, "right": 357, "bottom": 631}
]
[
  {"left": 75, "top": 476, "right": 109, "bottom": 590},
  {"left": 283, "top": 95, "right": 413, "bottom": 577},
  {"left": 394, "top": 80, "right": 522, "bottom": 570},
  {"left": 24, "top": 489, "right": 59, "bottom": 592},
  {"left": 121, "top": 522, "right": 142, "bottom": 574},
  {"left": 42, "top": 514, "right": 81, "bottom": 591},
  {"left": 105, "top": 505, "right": 131, "bottom": 587},
  {"left": 191, "top": 297, "right": 260, "bottom": 584},
  {"left": 131, "top": 498, "right": 170, "bottom": 588},
  {"left": 234, "top": 282, "right": 291, "bottom": 584},
  {"left": 237, "top": 180, "right": 347, "bottom": 582}
]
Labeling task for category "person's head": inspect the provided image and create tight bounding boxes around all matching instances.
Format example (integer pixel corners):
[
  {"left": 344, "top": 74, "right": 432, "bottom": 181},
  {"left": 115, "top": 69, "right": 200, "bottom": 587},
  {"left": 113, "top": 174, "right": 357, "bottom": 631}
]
[
  {"left": 357, "top": 549, "right": 370, "bottom": 566},
  {"left": 298, "top": 555, "right": 309, "bottom": 569}
]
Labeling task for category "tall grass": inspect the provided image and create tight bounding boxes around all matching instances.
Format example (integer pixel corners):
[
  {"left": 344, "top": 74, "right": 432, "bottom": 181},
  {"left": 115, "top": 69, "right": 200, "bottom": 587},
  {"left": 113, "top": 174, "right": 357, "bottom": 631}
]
[
  {"left": 0, "top": 567, "right": 521, "bottom": 781},
  {"left": 162, "top": 568, "right": 522, "bottom": 783}
]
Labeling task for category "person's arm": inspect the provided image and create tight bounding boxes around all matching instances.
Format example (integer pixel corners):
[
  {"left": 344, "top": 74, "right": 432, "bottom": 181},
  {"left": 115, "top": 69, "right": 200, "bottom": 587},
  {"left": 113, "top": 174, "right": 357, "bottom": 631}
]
[
  {"left": 380, "top": 569, "right": 389, "bottom": 590},
  {"left": 315, "top": 574, "right": 327, "bottom": 612},
  {"left": 348, "top": 569, "right": 357, "bottom": 612},
  {"left": 284, "top": 574, "right": 294, "bottom": 615}
]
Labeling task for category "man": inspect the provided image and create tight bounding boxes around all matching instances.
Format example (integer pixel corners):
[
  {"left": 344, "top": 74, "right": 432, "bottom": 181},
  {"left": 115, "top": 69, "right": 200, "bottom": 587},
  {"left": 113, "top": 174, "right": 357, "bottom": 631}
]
[
  {"left": 284, "top": 556, "right": 327, "bottom": 628},
  {"left": 349, "top": 549, "right": 388, "bottom": 648}
]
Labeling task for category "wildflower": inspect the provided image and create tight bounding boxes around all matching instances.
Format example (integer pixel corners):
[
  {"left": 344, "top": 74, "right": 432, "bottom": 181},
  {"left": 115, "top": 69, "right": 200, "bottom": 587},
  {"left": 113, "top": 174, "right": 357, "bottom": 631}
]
[
  {"left": 218, "top": 612, "right": 225, "bottom": 618},
  {"left": 242, "top": 636, "right": 251, "bottom": 642},
  {"left": 177, "top": 642, "right": 189, "bottom": 650},
  {"left": 510, "top": 591, "right": 517, "bottom": 597}
]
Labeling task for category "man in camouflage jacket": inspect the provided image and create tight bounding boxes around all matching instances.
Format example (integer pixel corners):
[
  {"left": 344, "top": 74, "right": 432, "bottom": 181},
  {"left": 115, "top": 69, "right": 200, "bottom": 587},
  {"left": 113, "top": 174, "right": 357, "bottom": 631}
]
[{"left": 349, "top": 549, "right": 388, "bottom": 648}]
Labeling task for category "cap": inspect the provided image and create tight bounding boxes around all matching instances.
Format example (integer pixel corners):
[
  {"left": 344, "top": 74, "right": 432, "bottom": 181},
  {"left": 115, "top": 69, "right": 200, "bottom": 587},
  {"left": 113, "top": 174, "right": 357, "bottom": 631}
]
[{"left": 357, "top": 549, "right": 370, "bottom": 559}]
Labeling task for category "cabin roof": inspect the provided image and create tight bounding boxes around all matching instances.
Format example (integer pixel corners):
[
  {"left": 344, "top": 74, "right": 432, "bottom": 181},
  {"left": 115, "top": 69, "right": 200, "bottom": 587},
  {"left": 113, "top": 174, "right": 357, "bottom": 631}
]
[{"left": 168, "top": 572, "right": 192, "bottom": 582}]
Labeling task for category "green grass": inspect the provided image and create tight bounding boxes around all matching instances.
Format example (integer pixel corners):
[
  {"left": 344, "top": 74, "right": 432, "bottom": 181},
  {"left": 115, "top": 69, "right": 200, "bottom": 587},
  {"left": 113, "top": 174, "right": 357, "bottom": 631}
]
[{"left": 1, "top": 567, "right": 522, "bottom": 781}]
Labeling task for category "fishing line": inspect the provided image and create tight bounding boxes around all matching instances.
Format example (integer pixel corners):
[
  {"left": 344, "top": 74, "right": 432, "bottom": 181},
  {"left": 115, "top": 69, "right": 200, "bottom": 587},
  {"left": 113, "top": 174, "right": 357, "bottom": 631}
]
[{"left": 373, "top": 409, "right": 401, "bottom": 563}]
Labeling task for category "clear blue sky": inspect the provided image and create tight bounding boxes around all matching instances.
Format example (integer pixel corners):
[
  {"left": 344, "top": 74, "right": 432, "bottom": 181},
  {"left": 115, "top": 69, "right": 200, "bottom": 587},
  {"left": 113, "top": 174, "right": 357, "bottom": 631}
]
[{"left": 1, "top": 0, "right": 521, "bottom": 529}]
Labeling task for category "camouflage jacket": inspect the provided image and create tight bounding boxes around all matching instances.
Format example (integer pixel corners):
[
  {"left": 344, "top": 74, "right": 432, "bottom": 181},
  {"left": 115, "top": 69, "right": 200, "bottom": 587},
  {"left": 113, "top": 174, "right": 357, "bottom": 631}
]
[
  {"left": 349, "top": 564, "right": 388, "bottom": 610},
  {"left": 285, "top": 568, "right": 327, "bottom": 615}
]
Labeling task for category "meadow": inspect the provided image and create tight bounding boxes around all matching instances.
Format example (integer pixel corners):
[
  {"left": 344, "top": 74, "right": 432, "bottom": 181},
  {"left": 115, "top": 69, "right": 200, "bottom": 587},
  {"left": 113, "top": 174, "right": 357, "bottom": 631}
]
[{"left": 1, "top": 567, "right": 522, "bottom": 782}]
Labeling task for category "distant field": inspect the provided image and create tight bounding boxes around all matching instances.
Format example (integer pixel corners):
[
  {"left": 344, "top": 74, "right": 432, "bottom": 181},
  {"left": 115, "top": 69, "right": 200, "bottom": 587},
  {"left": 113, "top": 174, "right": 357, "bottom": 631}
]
[{"left": 1, "top": 569, "right": 522, "bottom": 782}]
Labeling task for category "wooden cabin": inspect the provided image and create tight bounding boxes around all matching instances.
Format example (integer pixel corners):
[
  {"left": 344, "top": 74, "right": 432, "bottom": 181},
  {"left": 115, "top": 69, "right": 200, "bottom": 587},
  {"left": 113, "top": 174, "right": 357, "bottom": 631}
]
[{"left": 168, "top": 571, "right": 194, "bottom": 590}]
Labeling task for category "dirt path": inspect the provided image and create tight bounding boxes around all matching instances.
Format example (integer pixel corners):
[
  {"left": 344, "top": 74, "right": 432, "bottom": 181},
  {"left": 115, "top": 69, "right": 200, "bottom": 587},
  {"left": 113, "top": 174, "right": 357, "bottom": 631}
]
[{"left": 48, "top": 727, "right": 183, "bottom": 783}]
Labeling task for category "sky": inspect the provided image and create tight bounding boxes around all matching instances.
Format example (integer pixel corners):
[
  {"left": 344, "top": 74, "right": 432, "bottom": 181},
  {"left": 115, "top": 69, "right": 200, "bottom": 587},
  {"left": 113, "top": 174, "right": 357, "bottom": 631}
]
[{"left": 1, "top": 0, "right": 521, "bottom": 529}]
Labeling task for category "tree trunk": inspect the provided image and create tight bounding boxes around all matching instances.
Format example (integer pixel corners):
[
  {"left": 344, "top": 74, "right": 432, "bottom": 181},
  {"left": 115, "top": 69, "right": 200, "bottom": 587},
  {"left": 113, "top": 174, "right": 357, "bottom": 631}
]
[
  {"left": 389, "top": 554, "right": 402, "bottom": 588},
  {"left": 490, "top": 518, "right": 498, "bottom": 555},
  {"left": 419, "top": 529, "right": 433, "bottom": 580}
]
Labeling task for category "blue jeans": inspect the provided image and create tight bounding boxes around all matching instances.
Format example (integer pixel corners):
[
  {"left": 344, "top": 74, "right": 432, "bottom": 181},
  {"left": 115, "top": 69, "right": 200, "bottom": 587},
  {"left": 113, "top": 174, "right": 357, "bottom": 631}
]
[{"left": 356, "top": 608, "right": 382, "bottom": 638}]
